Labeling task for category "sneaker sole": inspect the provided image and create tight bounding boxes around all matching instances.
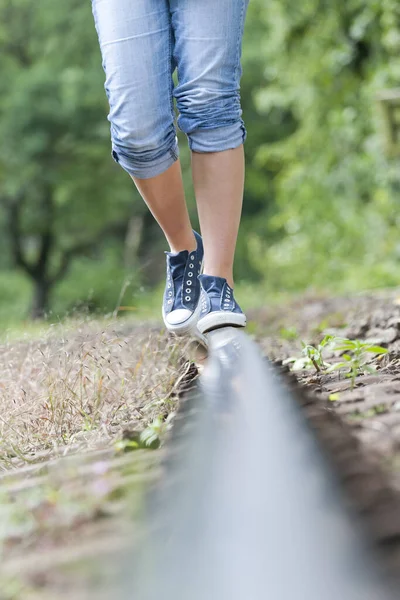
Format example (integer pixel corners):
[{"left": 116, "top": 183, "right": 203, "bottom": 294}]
[
  {"left": 162, "top": 298, "right": 202, "bottom": 336},
  {"left": 197, "top": 312, "right": 247, "bottom": 334}
]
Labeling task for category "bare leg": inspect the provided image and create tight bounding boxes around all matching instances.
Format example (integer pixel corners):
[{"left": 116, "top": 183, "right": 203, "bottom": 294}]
[
  {"left": 191, "top": 146, "right": 245, "bottom": 287},
  {"left": 133, "top": 160, "right": 196, "bottom": 253}
]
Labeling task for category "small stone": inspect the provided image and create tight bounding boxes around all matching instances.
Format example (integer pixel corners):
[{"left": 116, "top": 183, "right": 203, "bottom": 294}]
[
  {"left": 388, "top": 340, "right": 400, "bottom": 355},
  {"left": 387, "top": 316, "right": 400, "bottom": 329},
  {"left": 365, "top": 327, "right": 398, "bottom": 345}
]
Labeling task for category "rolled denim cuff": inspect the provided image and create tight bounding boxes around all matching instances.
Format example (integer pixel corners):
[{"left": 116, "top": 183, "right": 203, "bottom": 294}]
[
  {"left": 112, "top": 138, "right": 179, "bottom": 180},
  {"left": 187, "top": 121, "right": 247, "bottom": 154}
]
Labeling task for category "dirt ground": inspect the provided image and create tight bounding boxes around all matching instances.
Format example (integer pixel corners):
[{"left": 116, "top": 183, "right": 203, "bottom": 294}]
[
  {"left": 253, "top": 288, "right": 400, "bottom": 488},
  {"left": 252, "top": 289, "right": 400, "bottom": 581},
  {"left": 3, "top": 290, "right": 400, "bottom": 597}
]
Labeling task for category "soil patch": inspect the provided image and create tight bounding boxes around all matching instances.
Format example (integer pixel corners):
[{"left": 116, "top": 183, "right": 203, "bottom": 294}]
[
  {"left": 252, "top": 289, "right": 400, "bottom": 582},
  {"left": 252, "top": 288, "right": 400, "bottom": 486}
]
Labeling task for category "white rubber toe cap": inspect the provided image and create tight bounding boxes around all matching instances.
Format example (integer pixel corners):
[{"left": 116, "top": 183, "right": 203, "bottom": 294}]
[{"left": 165, "top": 308, "right": 192, "bottom": 326}]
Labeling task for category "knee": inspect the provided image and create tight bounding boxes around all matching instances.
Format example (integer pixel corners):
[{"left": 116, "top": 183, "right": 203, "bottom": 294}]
[
  {"left": 110, "top": 121, "right": 179, "bottom": 180},
  {"left": 175, "top": 88, "right": 246, "bottom": 153}
]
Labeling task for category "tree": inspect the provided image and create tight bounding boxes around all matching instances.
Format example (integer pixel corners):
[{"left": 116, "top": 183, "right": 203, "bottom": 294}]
[
  {"left": 0, "top": 0, "right": 144, "bottom": 317},
  {"left": 242, "top": 0, "right": 400, "bottom": 291}
]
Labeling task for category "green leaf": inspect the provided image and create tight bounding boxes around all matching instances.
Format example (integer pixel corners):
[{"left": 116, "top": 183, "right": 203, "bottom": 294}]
[
  {"left": 291, "top": 358, "right": 310, "bottom": 371},
  {"left": 334, "top": 343, "right": 355, "bottom": 352},
  {"left": 320, "top": 334, "right": 334, "bottom": 347},
  {"left": 282, "top": 357, "right": 297, "bottom": 365},
  {"left": 139, "top": 429, "right": 161, "bottom": 450},
  {"left": 364, "top": 346, "right": 388, "bottom": 354},
  {"left": 326, "top": 362, "right": 350, "bottom": 373},
  {"left": 115, "top": 440, "right": 139, "bottom": 453}
]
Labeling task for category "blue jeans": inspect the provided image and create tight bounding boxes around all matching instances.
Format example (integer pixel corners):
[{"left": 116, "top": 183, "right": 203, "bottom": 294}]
[{"left": 91, "top": 0, "right": 249, "bottom": 179}]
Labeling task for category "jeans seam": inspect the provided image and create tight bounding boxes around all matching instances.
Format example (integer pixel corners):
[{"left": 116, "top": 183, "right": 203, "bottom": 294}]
[
  {"left": 237, "top": 1, "right": 248, "bottom": 144},
  {"left": 235, "top": 0, "right": 246, "bottom": 84},
  {"left": 168, "top": 19, "right": 175, "bottom": 123}
]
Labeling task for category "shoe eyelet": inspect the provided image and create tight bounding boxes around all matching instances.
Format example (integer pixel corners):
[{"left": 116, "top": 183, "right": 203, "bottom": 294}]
[
  {"left": 168, "top": 299, "right": 173, "bottom": 304},
  {"left": 185, "top": 296, "right": 191, "bottom": 302},
  {"left": 186, "top": 280, "right": 192, "bottom": 286},
  {"left": 186, "top": 288, "right": 191, "bottom": 294},
  {"left": 168, "top": 283, "right": 172, "bottom": 288},
  {"left": 189, "top": 263, "right": 194, "bottom": 269},
  {"left": 190, "top": 255, "right": 195, "bottom": 260},
  {"left": 169, "top": 291, "right": 172, "bottom": 297},
  {"left": 188, "top": 272, "right": 193, "bottom": 277}
]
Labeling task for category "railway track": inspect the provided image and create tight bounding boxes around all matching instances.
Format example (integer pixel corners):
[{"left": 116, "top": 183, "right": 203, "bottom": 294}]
[{"left": 120, "top": 327, "right": 399, "bottom": 600}]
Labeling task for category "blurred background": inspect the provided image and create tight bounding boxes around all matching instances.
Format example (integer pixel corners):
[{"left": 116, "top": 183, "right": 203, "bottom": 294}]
[{"left": 0, "top": 0, "right": 399, "bottom": 327}]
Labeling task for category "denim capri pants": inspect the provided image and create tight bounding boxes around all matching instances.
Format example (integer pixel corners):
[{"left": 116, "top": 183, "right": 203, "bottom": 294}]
[{"left": 91, "top": 0, "right": 250, "bottom": 179}]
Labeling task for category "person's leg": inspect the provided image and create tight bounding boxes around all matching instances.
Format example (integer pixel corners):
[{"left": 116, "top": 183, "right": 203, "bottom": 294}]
[
  {"left": 191, "top": 147, "right": 244, "bottom": 287},
  {"left": 171, "top": 0, "right": 249, "bottom": 288},
  {"left": 91, "top": 0, "right": 194, "bottom": 253},
  {"left": 134, "top": 162, "right": 195, "bottom": 253},
  {"left": 92, "top": 0, "right": 203, "bottom": 334}
]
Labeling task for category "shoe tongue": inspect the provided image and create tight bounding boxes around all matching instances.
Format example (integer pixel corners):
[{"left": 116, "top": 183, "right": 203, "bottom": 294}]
[
  {"left": 166, "top": 249, "right": 188, "bottom": 266},
  {"left": 199, "top": 274, "right": 227, "bottom": 295},
  {"left": 166, "top": 250, "right": 188, "bottom": 279}
]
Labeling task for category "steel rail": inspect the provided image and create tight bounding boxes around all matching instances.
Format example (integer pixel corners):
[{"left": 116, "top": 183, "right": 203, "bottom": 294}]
[{"left": 123, "top": 327, "right": 395, "bottom": 600}]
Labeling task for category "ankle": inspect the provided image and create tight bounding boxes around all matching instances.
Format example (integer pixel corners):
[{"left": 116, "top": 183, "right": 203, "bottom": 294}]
[{"left": 168, "top": 231, "right": 197, "bottom": 254}]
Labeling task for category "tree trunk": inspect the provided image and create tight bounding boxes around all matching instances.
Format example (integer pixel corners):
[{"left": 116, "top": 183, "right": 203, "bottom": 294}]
[
  {"left": 124, "top": 215, "right": 144, "bottom": 271},
  {"left": 31, "top": 278, "right": 51, "bottom": 320}
]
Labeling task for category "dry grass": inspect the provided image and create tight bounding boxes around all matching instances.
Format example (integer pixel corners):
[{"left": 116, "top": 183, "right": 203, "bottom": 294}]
[
  {"left": 0, "top": 317, "right": 192, "bottom": 598},
  {"left": 0, "top": 318, "right": 190, "bottom": 469}
]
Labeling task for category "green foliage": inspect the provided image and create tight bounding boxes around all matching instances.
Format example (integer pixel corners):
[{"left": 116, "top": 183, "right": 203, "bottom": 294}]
[
  {"left": 115, "top": 414, "right": 175, "bottom": 453},
  {"left": 241, "top": 0, "right": 400, "bottom": 292},
  {"left": 53, "top": 247, "right": 136, "bottom": 316},
  {"left": 284, "top": 334, "right": 334, "bottom": 371},
  {"left": 285, "top": 334, "right": 388, "bottom": 388},
  {"left": 0, "top": 271, "right": 31, "bottom": 326},
  {"left": 140, "top": 413, "right": 175, "bottom": 448},
  {"left": 0, "top": 0, "right": 144, "bottom": 317},
  {"left": 326, "top": 337, "right": 388, "bottom": 388}
]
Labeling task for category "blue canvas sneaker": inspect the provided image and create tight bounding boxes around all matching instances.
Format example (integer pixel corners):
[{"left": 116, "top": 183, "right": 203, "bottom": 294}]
[
  {"left": 162, "top": 231, "right": 203, "bottom": 335},
  {"left": 197, "top": 274, "right": 246, "bottom": 333}
]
